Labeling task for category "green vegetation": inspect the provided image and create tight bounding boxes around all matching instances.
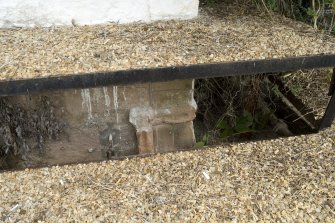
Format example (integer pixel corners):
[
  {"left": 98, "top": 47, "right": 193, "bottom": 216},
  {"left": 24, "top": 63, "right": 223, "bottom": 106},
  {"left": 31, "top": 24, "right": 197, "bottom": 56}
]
[
  {"left": 193, "top": 75, "right": 274, "bottom": 146},
  {"left": 259, "top": 0, "right": 335, "bottom": 31},
  {"left": 194, "top": 133, "right": 210, "bottom": 147},
  {"left": 194, "top": 108, "right": 272, "bottom": 147},
  {"left": 216, "top": 110, "right": 271, "bottom": 139},
  {"left": 201, "top": 0, "right": 335, "bottom": 32},
  {"left": 194, "top": 1, "right": 335, "bottom": 146}
]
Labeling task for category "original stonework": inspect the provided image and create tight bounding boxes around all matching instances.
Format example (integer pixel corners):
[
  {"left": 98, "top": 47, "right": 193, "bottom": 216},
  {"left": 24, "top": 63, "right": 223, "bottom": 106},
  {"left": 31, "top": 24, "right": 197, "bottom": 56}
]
[{"left": 9, "top": 80, "right": 196, "bottom": 165}]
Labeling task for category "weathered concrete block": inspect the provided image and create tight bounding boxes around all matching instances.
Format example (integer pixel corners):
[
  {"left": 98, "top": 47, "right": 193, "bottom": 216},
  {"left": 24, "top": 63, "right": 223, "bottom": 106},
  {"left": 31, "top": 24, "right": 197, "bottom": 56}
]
[
  {"left": 116, "top": 85, "right": 150, "bottom": 109},
  {"left": 150, "top": 80, "right": 193, "bottom": 92},
  {"left": 99, "top": 123, "right": 137, "bottom": 156},
  {"left": 173, "top": 121, "right": 195, "bottom": 149},
  {"left": 136, "top": 130, "right": 154, "bottom": 154},
  {"left": 129, "top": 106, "right": 155, "bottom": 154},
  {"left": 53, "top": 88, "right": 127, "bottom": 128},
  {"left": 129, "top": 79, "right": 196, "bottom": 154},
  {"left": 152, "top": 89, "right": 194, "bottom": 109},
  {"left": 154, "top": 105, "right": 197, "bottom": 124},
  {"left": 153, "top": 124, "right": 175, "bottom": 153},
  {"left": 6, "top": 79, "right": 197, "bottom": 165},
  {"left": 106, "top": 109, "right": 130, "bottom": 124}
]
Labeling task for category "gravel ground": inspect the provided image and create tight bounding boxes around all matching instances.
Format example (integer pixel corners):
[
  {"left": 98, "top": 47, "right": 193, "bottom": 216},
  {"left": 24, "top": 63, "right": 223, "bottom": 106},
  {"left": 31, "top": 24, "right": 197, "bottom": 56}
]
[
  {"left": 1, "top": 123, "right": 334, "bottom": 222},
  {"left": 1, "top": 2, "right": 335, "bottom": 222},
  {"left": 1, "top": 3, "right": 335, "bottom": 80}
]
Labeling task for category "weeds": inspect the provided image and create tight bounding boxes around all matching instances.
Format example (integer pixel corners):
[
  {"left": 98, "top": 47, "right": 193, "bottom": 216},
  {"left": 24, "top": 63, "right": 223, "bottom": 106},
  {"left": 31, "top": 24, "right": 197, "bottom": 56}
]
[
  {"left": 193, "top": 75, "right": 275, "bottom": 145},
  {"left": 201, "top": 0, "right": 335, "bottom": 32},
  {"left": 0, "top": 97, "right": 63, "bottom": 169}
]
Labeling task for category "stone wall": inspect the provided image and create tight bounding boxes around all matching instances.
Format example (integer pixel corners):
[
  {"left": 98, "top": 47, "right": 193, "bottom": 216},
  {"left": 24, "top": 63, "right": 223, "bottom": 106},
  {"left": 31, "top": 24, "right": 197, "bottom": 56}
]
[{"left": 11, "top": 80, "right": 196, "bottom": 164}]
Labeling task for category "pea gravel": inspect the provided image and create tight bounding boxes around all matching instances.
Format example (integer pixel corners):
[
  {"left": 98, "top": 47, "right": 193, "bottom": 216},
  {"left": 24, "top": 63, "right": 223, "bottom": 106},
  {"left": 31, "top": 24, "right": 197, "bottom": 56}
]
[
  {"left": 1, "top": 3, "right": 335, "bottom": 81},
  {"left": 1, "top": 2, "right": 335, "bottom": 222},
  {"left": 0, "top": 122, "right": 334, "bottom": 222}
]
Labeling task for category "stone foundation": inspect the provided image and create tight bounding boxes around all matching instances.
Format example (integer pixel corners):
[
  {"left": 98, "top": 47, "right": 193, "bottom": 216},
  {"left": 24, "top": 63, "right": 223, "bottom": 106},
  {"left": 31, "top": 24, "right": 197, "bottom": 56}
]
[{"left": 8, "top": 80, "right": 196, "bottom": 164}]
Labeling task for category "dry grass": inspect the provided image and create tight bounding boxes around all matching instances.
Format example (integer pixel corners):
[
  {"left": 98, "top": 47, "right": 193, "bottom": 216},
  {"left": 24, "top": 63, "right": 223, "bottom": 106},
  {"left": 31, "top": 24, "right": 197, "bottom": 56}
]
[{"left": 282, "top": 68, "right": 333, "bottom": 119}]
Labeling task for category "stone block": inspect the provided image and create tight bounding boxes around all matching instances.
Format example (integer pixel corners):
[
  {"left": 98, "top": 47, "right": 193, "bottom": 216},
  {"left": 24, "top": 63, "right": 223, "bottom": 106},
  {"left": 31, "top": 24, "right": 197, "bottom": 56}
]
[
  {"left": 5, "top": 78, "right": 198, "bottom": 164},
  {"left": 61, "top": 88, "right": 112, "bottom": 125},
  {"left": 150, "top": 80, "right": 193, "bottom": 92},
  {"left": 153, "top": 124, "right": 175, "bottom": 153},
  {"left": 152, "top": 89, "right": 194, "bottom": 109},
  {"left": 173, "top": 121, "right": 195, "bottom": 149},
  {"left": 136, "top": 130, "right": 154, "bottom": 154},
  {"left": 116, "top": 85, "right": 150, "bottom": 109},
  {"left": 106, "top": 109, "right": 130, "bottom": 124},
  {"left": 60, "top": 87, "right": 130, "bottom": 127},
  {"left": 99, "top": 123, "right": 137, "bottom": 156},
  {"left": 154, "top": 104, "right": 197, "bottom": 124}
]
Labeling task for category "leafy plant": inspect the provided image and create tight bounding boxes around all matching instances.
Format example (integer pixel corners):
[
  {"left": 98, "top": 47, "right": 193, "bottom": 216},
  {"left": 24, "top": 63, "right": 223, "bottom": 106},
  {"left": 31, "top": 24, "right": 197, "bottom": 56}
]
[
  {"left": 216, "top": 110, "right": 271, "bottom": 139},
  {"left": 194, "top": 133, "right": 210, "bottom": 148},
  {"left": 216, "top": 111, "right": 253, "bottom": 138}
]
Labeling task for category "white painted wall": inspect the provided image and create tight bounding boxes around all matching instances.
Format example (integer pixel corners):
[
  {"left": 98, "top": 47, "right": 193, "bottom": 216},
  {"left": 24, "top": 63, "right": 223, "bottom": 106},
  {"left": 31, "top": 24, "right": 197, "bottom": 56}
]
[{"left": 0, "top": 0, "right": 199, "bottom": 28}]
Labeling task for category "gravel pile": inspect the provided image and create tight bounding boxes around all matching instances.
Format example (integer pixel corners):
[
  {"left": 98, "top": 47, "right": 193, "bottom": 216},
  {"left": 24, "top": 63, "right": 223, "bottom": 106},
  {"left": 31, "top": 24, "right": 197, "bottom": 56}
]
[
  {"left": 1, "top": 123, "right": 334, "bottom": 222},
  {"left": 1, "top": 3, "right": 335, "bottom": 80}
]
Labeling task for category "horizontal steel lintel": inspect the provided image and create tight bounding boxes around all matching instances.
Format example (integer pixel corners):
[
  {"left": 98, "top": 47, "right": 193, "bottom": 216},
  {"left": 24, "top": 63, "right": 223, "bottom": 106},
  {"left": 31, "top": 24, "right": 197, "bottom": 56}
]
[{"left": 1, "top": 54, "right": 335, "bottom": 96}]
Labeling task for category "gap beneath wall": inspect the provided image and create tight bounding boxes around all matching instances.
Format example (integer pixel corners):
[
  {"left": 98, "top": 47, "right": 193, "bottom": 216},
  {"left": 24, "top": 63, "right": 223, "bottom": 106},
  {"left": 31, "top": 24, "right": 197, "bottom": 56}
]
[
  {"left": 193, "top": 68, "right": 332, "bottom": 146},
  {"left": 0, "top": 68, "right": 333, "bottom": 171}
]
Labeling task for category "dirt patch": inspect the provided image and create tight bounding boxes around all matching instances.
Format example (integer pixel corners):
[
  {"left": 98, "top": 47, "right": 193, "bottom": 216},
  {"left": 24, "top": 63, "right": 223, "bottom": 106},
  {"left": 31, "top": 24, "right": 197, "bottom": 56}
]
[{"left": 0, "top": 96, "right": 63, "bottom": 169}]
